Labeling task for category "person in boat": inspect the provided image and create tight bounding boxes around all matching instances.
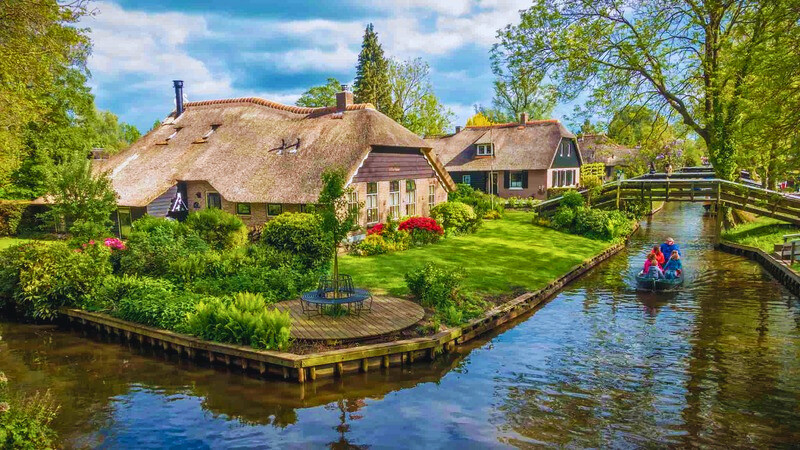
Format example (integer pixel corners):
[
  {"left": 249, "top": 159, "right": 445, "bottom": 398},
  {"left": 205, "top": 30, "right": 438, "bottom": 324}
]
[
  {"left": 643, "top": 253, "right": 664, "bottom": 279},
  {"left": 660, "top": 237, "right": 681, "bottom": 258},
  {"left": 663, "top": 250, "right": 682, "bottom": 279},
  {"left": 650, "top": 245, "right": 665, "bottom": 267}
]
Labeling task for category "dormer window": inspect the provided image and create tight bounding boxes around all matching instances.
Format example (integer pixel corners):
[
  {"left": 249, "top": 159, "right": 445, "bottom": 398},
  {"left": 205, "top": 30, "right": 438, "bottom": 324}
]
[
  {"left": 167, "top": 127, "right": 182, "bottom": 141},
  {"left": 476, "top": 143, "right": 494, "bottom": 156},
  {"left": 203, "top": 124, "right": 220, "bottom": 139}
]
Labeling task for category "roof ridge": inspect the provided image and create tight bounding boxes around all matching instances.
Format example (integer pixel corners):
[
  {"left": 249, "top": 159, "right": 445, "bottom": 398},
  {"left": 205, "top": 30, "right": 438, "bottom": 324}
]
[
  {"left": 183, "top": 97, "right": 375, "bottom": 114},
  {"left": 464, "top": 119, "right": 561, "bottom": 129}
]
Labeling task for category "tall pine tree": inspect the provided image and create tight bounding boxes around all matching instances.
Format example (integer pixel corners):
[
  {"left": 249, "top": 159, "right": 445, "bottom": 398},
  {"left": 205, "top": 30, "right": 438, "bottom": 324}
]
[{"left": 353, "top": 24, "right": 391, "bottom": 113}]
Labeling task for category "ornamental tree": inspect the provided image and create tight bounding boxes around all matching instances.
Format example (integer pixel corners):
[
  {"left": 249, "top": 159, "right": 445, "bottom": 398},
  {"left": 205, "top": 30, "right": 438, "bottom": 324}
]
[{"left": 317, "top": 168, "right": 361, "bottom": 296}]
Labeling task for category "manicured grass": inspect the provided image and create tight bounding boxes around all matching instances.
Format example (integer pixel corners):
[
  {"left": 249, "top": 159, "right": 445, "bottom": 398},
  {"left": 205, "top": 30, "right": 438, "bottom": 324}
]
[
  {"left": 722, "top": 216, "right": 800, "bottom": 253},
  {"left": 0, "top": 237, "right": 32, "bottom": 250},
  {"left": 338, "top": 210, "right": 614, "bottom": 297}
]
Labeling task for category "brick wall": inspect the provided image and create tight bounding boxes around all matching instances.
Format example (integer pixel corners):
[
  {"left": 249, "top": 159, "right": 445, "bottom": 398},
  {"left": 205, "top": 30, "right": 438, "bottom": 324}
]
[{"left": 351, "top": 176, "right": 448, "bottom": 228}]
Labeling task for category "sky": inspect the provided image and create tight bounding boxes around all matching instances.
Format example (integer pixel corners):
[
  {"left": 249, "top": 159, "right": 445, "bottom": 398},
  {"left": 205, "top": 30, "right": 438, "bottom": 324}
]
[{"left": 81, "top": 0, "right": 577, "bottom": 133}]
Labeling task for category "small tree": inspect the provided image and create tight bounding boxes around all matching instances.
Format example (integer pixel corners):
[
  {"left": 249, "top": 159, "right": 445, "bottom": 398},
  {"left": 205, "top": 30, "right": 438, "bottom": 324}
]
[
  {"left": 42, "top": 156, "right": 118, "bottom": 240},
  {"left": 317, "top": 168, "right": 361, "bottom": 297}
]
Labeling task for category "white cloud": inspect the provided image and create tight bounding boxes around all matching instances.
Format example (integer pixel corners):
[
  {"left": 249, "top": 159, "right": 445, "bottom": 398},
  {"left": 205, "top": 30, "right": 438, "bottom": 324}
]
[{"left": 244, "top": 45, "right": 359, "bottom": 73}]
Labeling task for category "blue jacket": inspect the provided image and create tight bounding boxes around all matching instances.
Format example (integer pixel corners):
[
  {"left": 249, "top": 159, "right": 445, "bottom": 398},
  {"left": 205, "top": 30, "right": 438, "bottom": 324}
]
[
  {"left": 660, "top": 242, "right": 681, "bottom": 257},
  {"left": 664, "top": 258, "right": 682, "bottom": 272}
]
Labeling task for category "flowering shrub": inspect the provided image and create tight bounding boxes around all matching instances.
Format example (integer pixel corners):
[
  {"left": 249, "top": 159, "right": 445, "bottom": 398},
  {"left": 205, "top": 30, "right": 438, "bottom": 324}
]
[
  {"left": 103, "top": 237, "right": 126, "bottom": 250},
  {"left": 399, "top": 217, "right": 443, "bottom": 245},
  {"left": 367, "top": 223, "right": 385, "bottom": 236}
]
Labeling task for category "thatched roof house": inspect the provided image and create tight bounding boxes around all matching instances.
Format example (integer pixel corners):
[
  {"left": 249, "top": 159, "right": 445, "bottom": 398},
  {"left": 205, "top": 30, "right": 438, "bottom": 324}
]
[
  {"left": 426, "top": 114, "right": 582, "bottom": 199},
  {"left": 577, "top": 134, "right": 637, "bottom": 179},
  {"left": 97, "top": 82, "right": 455, "bottom": 234}
]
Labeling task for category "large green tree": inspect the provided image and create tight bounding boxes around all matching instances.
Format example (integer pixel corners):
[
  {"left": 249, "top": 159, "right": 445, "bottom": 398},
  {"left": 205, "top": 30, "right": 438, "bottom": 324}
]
[
  {"left": 0, "top": 0, "right": 91, "bottom": 185},
  {"left": 296, "top": 77, "right": 342, "bottom": 108},
  {"left": 497, "top": 0, "right": 800, "bottom": 180},
  {"left": 486, "top": 56, "right": 557, "bottom": 122},
  {"left": 353, "top": 23, "right": 391, "bottom": 113},
  {"left": 386, "top": 58, "right": 452, "bottom": 135}
]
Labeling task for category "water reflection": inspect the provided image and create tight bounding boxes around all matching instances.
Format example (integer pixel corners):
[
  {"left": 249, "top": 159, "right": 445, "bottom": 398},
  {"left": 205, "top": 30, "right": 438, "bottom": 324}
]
[{"left": 1, "top": 203, "right": 798, "bottom": 447}]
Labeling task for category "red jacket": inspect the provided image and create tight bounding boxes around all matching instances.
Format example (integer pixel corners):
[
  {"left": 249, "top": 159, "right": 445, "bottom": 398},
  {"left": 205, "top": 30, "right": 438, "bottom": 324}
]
[{"left": 650, "top": 250, "right": 665, "bottom": 267}]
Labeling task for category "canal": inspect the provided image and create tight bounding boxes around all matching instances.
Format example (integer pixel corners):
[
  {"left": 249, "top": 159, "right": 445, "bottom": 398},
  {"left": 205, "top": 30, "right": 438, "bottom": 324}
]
[{"left": 1, "top": 203, "right": 799, "bottom": 447}]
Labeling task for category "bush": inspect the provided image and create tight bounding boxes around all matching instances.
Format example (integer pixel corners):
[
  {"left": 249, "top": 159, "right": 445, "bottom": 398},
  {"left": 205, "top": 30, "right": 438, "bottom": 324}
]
[
  {"left": 448, "top": 183, "right": 504, "bottom": 217},
  {"left": 185, "top": 208, "right": 248, "bottom": 250},
  {"left": 550, "top": 206, "right": 576, "bottom": 230},
  {"left": 188, "top": 265, "right": 315, "bottom": 301},
  {"left": 356, "top": 234, "right": 389, "bottom": 256},
  {"left": 0, "top": 202, "right": 26, "bottom": 237},
  {"left": 405, "top": 263, "right": 464, "bottom": 309},
  {"left": 398, "top": 217, "right": 443, "bottom": 245},
  {"left": 185, "top": 292, "right": 292, "bottom": 350},
  {"left": 560, "top": 190, "right": 585, "bottom": 209},
  {"left": 0, "top": 242, "right": 111, "bottom": 320},
  {"left": 367, "top": 223, "right": 384, "bottom": 236},
  {"left": 572, "top": 207, "right": 635, "bottom": 241},
  {"left": 547, "top": 187, "right": 571, "bottom": 199},
  {"left": 260, "top": 213, "right": 330, "bottom": 270},
  {"left": 0, "top": 371, "right": 59, "bottom": 449},
  {"left": 109, "top": 276, "right": 207, "bottom": 332},
  {"left": 118, "top": 216, "right": 208, "bottom": 277},
  {"left": 430, "top": 201, "right": 480, "bottom": 235},
  {"left": 484, "top": 210, "right": 502, "bottom": 220}
]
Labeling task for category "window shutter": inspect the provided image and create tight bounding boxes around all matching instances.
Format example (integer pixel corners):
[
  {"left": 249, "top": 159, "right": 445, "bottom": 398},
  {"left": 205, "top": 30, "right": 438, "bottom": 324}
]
[
  {"left": 522, "top": 171, "right": 529, "bottom": 189},
  {"left": 503, "top": 171, "right": 510, "bottom": 189}
]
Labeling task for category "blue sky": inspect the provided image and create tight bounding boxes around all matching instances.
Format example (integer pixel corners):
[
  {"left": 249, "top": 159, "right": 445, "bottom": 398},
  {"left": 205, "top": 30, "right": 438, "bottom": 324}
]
[{"left": 82, "top": 0, "right": 577, "bottom": 133}]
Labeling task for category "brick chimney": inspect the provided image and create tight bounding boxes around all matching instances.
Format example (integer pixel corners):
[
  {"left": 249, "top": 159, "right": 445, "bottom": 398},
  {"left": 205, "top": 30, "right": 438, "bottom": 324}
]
[
  {"left": 455, "top": 126, "right": 462, "bottom": 133},
  {"left": 336, "top": 84, "right": 353, "bottom": 112},
  {"left": 519, "top": 112, "right": 529, "bottom": 124},
  {"left": 173, "top": 80, "right": 184, "bottom": 116}
]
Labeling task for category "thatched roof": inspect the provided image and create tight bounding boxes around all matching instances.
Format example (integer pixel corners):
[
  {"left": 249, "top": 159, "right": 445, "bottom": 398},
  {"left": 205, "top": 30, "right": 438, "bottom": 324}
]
[
  {"left": 578, "top": 134, "right": 637, "bottom": 166},
  {"left": 426, "top": 120, "right": 578, "bottom": 171},
  {"left": 95, "top": 98, "right": 453, "bottom": 207}
]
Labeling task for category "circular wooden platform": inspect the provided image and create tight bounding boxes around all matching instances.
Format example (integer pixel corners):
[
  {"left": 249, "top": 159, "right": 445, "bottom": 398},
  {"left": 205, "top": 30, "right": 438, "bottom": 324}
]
[{"left": 274, "top": 296, "right": 425, "bottom": 341}]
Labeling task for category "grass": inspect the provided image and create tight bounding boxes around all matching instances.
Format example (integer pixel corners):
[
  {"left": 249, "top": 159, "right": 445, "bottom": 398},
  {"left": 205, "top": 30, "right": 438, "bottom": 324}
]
[
  {"left": 722, "top": 216, "right": 800, "bottom": 253},
  {"left": 0, "top": 237, "right": 33, "bottom": 250},
  {"left": 339, "top": 210, "right": 615, "bottom": 297}
]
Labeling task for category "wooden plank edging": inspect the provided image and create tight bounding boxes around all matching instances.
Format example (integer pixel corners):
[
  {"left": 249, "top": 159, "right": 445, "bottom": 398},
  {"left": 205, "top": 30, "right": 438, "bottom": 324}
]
[{"left": 718, "top": 241, "right": 800, "bottom": 296}]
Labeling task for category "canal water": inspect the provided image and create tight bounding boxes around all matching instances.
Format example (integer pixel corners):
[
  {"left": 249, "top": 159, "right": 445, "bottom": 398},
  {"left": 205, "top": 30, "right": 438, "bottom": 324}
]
[{"left": 2, "top": 203, "right": 799, "bottom": 448}]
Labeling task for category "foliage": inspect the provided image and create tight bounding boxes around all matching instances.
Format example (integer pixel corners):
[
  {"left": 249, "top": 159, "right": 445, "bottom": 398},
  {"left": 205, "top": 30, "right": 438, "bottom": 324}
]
[
  {"left": 547, "top": 187, "right": 571, "bottom": 199},
  {"left": 465, "top": 112, "right": 494, "bottom": 127},
  {"left": 487, "top": 55, "right": 557, "bottom": 122},
  {"left": 722, "top": 216, "right": 800, "bottom": 253},
  {"left": 353, "top": 23, "right": 391, "bottom": 114},
  {"left": 111, "top": 277, "right": 205, "bottom": 332},
  {"left": 551, "top": 206, "right": 576, "bottom": 230},
  {"left": 448, "top": 183, "right": 504, "bottom": 218},
  {"left": 187, "top": 263, "right": 316, "bottom": 302},
  {"left": 430, "top": 201, "right": 480, "bottom": 235},
  {"left": 367, "top": 223, "right": 384, "bottom": 236},
  {"left": 318, "top": 168, "right": 360, "bottom": 289},
  {"left": 41, "top": 156, "right": 118, "bottom": 240},
  {"left": 484, "top": 210, "right": 502, "bottom": 220},
  {"left": 496, "top": 0, "right": 799, "bottom": 181},
  {"left": 580, "top": 163, "right": 605, "bottom": 182},
  {"left": 296, "top": 77, "right": 341, "bottom": 107},
  {"left": 355, "top": 220, "right": 412, "bottom": 255},
  {"left": 260, "top": 212, "right": 330, "bottom": 270},
  {"left": 386, "top": 58, "right": 453, "bottom": 135},
  {"left": 356, "top": 234, "right": 390, "bottom": 256},
  {"left": 0, "top": 202, "right": 26, "bottom": 237},
  {"left": 0, "top": 241, "right": 111, "bottom": 320},
  {"left": 0, "top": 369, "right": 59, "bottom": 449},
  {"left": 404, "top": 263, "right": 487, "bottom": 326},
  {"left": 118, "top": 216, "right": 208, "bottom": 277},
  {"left": 560, "top": 190, "right": 585, "bottom": 209},
  {"left": 504, "top": 196, "right": 538, "bottom": 209},
  {"left": 184, "top": 208, "right": 248, "bottom": 251},
  {"left": 185, "top": 292, "right": 292, "bottom": 351},
  {"left": 398, "top": 217, "right": 443, "bottom": 245}
]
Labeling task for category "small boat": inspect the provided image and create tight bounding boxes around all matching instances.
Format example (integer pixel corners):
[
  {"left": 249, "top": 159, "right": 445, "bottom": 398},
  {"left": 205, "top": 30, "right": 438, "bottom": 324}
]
[{"left": 636, "top": 272, "right": 684, "bottom": 292}]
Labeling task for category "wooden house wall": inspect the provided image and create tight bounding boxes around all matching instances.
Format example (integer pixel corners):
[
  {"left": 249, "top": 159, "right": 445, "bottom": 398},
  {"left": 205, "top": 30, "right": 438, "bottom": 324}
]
[
  {"left": 352, "top": 146, "right": 435, "bottom": 183},
  {"left": 146, "top": 185, "right": 178, "bottom": 218},
  {"left": 551, "top": 139, "right": 581, "bottom": 169}
]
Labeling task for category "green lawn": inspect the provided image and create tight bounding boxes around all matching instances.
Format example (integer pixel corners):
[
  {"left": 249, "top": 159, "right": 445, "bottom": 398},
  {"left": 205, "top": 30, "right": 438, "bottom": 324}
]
[
  {"left": 0, "top": 237, "right": 32, "bottom": 250},
  {"left": 722, "top": 216, "right": 800, "bottom": 253},
  {"left": 339, "top": 210, "right": 614, "bottom": 297}
]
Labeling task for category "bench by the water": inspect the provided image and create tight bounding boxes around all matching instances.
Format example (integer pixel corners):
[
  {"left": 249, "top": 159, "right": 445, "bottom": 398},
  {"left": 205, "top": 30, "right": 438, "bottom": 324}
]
[{"left": 775, "top": 234, "right": 800, "bottom": 262}]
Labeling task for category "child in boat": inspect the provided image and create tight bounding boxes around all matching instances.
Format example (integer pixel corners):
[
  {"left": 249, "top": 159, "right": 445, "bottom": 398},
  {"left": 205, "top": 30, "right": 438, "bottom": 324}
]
[
  {"left": 643, "top": 253, "right": 664, "bottom": 279},
  {"left": 663, "top": 250, "right": 682, "bottom": 279},
  {"left": 650, "top": 245, "right": 665, "bottom": 267}
]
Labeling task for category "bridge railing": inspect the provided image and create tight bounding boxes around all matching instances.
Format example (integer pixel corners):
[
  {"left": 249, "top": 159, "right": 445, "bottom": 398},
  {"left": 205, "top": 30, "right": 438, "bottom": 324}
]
[{"left": 534, "top": 177, "right": 800, "bottom": 225}]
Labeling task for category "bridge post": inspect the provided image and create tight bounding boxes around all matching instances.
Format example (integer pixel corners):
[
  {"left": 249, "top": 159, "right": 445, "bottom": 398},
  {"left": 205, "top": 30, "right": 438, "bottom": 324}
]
[
  {"left": 616, "top": 182, "right": 621, "bottom": 209},
  {"left": 714, "top": 182, "right": 722, "bottom": 245}
]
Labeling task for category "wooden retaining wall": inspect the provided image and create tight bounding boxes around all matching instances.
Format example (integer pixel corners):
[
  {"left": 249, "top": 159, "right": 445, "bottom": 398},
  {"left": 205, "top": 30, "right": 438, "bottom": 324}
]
[
  {"left": 718, "top": 241, "right": 800, "bottom": 296},
  {"left": 61, "top": 238, "right": 631, "bottom": 384}
]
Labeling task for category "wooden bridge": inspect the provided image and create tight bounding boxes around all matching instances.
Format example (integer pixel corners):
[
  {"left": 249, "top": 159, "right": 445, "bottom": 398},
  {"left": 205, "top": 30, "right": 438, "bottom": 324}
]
[{"left": 534, "top": 173, "right": 800, "bottom": 240}]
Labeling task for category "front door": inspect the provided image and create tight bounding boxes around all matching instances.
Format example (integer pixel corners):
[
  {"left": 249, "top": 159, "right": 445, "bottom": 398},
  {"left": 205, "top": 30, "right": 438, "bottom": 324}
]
[{"left": 487, "top": 172, "right": 498, "bottom": 196}]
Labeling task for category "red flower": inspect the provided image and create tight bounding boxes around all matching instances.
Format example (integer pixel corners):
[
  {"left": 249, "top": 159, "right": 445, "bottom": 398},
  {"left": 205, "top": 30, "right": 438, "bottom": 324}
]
[
  {"left": 367, "top": 223, "right": 385, "bottom": 236},
  {"left": 398, "top": 217, "right": 444, "bottom": 235}
]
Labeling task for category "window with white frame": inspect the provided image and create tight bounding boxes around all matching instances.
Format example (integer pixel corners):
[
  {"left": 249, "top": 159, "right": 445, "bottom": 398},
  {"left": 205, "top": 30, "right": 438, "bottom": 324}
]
[
  {"left": 389, "top": 181, "right": 400, "bottom": 219},
  {"left": 405, "top": 180, "right": 416, "bottom": 216},
  {"left": 366, "top": 182, "right": 378, "bottom": 224},
  {"left": 462, "top": 174, "right": 471, "bottom": 185},
  {"left": 476, "top": 143, "right": 494, "bottom": 156},
  {"left": 348, "top": 191, "right": 359, "bottom": 214},
  {"left": 509, "top": 171, "right": 525, "bottom": 189},
  {"left": 551, "top": 169, "right": 578, "bottom": 187},
  {"left": 428, "top": 184, "right": 436, "bottom": 209}
]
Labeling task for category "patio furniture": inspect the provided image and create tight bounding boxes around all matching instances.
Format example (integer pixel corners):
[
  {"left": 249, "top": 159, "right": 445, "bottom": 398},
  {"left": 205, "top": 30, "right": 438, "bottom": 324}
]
[{"left": 300, "top": 275, "right": 373, "bottom": 317}]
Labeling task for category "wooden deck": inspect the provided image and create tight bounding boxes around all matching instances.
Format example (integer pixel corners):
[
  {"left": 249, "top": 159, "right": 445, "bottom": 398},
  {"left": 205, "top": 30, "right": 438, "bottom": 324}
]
[{"left": 274, "top": 296, "right": 425, "bottom": 341}]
